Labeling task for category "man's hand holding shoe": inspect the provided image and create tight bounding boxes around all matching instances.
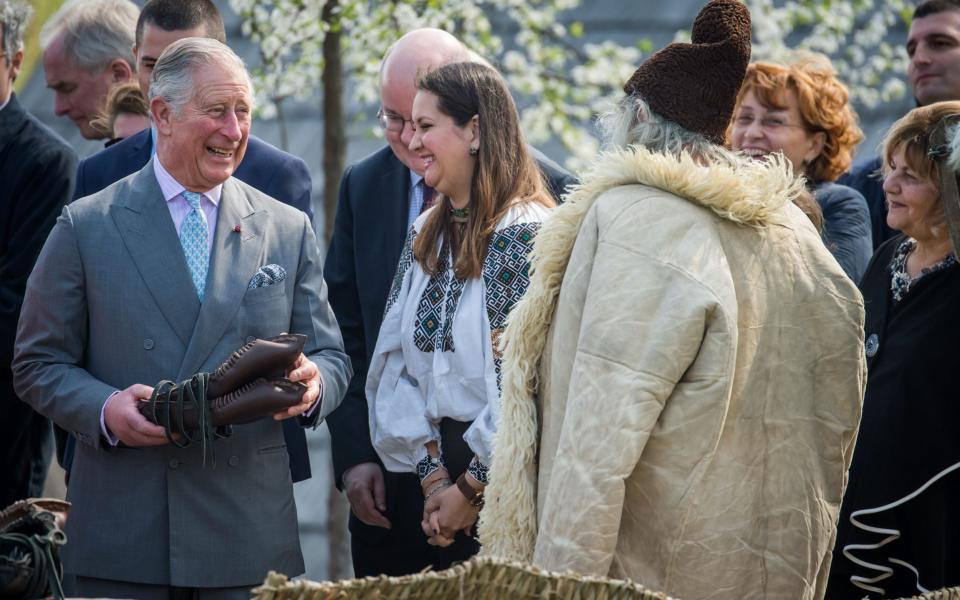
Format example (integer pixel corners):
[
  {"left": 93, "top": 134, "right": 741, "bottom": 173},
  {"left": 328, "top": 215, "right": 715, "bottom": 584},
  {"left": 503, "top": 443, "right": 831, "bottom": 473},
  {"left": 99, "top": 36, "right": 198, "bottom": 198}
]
[{"left": 104, "top": 384, "right": 167, "bottom": 446}]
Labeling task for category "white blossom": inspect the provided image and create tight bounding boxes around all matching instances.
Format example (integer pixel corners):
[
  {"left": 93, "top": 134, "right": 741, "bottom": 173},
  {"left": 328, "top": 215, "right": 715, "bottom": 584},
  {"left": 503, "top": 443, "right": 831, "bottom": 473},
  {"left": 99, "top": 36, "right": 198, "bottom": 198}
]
[{"left": 230, "top": 0, "right": 912, "bottom": 168}]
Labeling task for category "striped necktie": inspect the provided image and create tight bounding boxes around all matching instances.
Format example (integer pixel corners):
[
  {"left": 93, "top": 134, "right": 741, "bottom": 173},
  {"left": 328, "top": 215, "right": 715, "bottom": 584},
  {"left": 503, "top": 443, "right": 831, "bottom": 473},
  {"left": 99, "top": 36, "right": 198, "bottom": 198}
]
[{"left": 180, "top": 190, "right": 209, "bottom": 300}]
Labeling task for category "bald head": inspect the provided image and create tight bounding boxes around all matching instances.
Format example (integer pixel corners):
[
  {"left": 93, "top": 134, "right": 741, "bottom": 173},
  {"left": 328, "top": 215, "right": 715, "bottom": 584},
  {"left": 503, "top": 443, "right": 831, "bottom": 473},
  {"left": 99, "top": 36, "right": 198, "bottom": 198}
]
[
  {"left": 380, "top": 28, "right": 470, "bottom": 90},
  {"left": 379, "top": 28, "right": 472, "bottom": 173}
]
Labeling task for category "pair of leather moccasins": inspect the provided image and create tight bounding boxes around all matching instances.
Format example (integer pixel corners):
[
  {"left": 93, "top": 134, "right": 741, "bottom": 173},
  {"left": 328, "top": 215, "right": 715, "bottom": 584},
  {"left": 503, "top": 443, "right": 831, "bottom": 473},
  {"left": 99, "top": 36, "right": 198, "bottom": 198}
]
[{"left": 137, "top": 334, "right": 307, "bottom": 431}]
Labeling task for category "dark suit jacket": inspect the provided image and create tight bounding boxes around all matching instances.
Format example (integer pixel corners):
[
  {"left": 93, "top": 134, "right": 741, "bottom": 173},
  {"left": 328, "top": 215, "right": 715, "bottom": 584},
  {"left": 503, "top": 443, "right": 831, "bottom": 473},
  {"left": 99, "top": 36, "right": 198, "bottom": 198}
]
[
  {"left": 323, "top": 145, "right": 576, "bottom": 540},
  {"left": 0, "top": 94, "right": 77, "bottom": 506},
  {"left": 67, "top": 127, "right": 315, "bottom": 482}
]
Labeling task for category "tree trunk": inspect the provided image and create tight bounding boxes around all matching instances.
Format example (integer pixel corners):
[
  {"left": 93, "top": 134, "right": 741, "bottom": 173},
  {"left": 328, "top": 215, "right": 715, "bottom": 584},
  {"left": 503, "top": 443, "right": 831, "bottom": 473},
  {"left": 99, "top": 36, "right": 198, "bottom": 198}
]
[
  {"left": 321, "top": 0, "right": 352, "bottom": 581},
  {"left": 322, "top": 0, "right": 345, "bottom": 244}
]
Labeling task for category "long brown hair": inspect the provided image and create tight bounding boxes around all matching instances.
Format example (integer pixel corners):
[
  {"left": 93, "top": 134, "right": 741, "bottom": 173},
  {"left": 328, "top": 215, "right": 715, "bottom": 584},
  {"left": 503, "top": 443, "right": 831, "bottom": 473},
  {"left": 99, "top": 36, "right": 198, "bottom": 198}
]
[{"left": 412, "top": 62, "right": 554, "bottom": 279}]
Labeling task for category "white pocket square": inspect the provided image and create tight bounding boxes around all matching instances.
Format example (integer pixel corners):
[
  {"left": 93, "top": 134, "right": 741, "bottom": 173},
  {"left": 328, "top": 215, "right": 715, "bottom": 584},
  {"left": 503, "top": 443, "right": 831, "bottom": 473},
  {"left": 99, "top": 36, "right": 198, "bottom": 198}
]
[{"left": 248, "top": 264, "right": 286, "bottom": 290}]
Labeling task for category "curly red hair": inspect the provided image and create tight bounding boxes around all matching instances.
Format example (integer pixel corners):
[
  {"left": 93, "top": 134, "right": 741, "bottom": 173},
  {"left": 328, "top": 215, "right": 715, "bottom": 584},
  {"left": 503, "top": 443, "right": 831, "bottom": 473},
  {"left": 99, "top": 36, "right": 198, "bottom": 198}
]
[{"left": 730, "top": 55, "right": 864, "bottom": 183}]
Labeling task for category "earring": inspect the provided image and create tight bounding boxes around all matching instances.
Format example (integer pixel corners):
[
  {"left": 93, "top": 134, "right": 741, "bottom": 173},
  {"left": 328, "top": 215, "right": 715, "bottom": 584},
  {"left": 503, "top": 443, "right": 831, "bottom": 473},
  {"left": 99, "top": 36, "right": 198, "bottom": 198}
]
[{"left": 469, "top": 147, "right": 478, "bottom": 156}]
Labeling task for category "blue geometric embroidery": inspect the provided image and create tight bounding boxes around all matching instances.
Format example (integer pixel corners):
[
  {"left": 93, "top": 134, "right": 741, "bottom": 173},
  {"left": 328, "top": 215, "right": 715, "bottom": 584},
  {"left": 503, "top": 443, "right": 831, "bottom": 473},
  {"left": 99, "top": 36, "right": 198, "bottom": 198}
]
[
  {"left": 439, "top": 275, "right": 465, "bottom": 352},
  {"left": 482, "top": 222, "right": 540, "bottom": 386},
  {"left": 414, "top": 240, "right": 455, "bottom": 352},
  {"left": 483, "top": 222, "right": 539, "bottom": 330},
  {"left": 385, "top": 226, "right": 416, "bottom": 315}
]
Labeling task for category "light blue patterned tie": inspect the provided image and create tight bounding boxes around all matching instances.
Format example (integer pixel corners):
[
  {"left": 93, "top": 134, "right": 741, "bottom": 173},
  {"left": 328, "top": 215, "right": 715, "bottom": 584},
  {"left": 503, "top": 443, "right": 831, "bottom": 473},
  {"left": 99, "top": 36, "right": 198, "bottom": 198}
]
[{"left": 179, "top": 191, "right": 209, "bottom": 300}]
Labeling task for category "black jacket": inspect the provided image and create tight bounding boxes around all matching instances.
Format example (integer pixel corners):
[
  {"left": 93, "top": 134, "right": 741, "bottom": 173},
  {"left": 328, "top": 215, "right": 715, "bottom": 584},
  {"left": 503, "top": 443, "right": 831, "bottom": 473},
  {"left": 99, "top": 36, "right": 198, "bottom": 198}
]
[
  {"left": 826, "top": 235, "right": 960, "bottom": 598},
  {"left": 0, "top": 94, "right": 77, "bottom": 506}
]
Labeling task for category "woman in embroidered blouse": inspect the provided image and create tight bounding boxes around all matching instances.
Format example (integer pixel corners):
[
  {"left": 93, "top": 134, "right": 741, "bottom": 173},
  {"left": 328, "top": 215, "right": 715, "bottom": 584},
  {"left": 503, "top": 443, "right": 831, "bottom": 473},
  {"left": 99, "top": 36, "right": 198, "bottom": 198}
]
[
  {"left": 826, "top": 101, "right": 960, "bottom": 599},
  {"left": 365, "top": 61, "right": 555, "bottom": 561}
]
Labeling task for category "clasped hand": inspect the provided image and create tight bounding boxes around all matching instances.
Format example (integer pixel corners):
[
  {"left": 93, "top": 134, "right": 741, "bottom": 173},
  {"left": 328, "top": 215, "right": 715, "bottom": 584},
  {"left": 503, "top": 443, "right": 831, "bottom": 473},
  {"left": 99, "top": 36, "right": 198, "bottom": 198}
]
[{"left": 421, "top": 471, "right": 480, "bottom": 547}]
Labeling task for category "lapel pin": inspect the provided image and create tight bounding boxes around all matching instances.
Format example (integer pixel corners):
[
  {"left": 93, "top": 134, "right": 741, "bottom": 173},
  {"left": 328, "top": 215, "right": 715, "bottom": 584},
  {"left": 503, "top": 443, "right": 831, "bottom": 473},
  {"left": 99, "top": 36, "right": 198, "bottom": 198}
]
[{"left": 233, "top": 224, "right": 242, "bottom": 233}]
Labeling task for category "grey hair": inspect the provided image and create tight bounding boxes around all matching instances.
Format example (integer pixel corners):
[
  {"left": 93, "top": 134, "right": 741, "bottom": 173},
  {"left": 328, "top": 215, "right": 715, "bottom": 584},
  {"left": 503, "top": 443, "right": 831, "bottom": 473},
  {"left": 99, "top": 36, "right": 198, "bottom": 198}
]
[
  {"left": 598, "top": 94, "right": 741, "bottom": 166},
  {"left": 0, "top": 0, "right": 32, "bottom": 59},
  {"left": 40, "top": 0, "right": 138, "bottom": 72},
  {"left": 149, "top": 37, "right": 253, "bottom": 115},
  {"left": 948, "top": 123, "right": 960, "bottom": 175}
]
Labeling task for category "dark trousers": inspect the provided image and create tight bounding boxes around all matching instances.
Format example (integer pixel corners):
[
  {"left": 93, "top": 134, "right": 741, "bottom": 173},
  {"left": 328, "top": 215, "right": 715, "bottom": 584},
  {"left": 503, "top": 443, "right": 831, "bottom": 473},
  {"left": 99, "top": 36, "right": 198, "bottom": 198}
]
[
  {"left": 73, "top": 576, "right": 251, "bottom": 600},
  {"left": 350, "top": 419, "right": 480, "bottom": 577},
  {"left": 1, "top": 376, "right": 53, "bottom": 508}
]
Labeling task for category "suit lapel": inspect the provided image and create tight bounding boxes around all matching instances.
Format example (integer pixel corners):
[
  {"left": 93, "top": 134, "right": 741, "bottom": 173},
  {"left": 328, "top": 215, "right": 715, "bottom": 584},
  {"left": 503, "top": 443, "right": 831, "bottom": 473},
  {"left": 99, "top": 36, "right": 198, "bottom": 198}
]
[
  {"left": 178, "top": 179, "right": 266, "bottom": 379},
  {"left": 382, "top": 153, "right": 411, "bottom": 269},
  {"left": 0, "top": 95, "right": 28, "bottom": 157},
  {"left": 111, "top": 161, "right": 200, "bottom": 347}
]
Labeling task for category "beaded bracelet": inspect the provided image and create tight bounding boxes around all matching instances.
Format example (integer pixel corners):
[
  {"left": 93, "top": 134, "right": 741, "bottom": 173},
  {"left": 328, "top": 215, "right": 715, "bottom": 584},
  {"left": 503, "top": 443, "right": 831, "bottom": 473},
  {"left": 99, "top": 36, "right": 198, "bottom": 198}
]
[{"left": 423, "top": 479, "right": 452, "bottom": 503}]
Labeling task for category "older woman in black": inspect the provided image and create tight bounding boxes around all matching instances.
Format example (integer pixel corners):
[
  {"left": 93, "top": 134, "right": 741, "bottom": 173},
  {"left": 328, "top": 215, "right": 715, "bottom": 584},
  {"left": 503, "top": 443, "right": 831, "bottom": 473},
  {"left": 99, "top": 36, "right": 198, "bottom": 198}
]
[{"left": 826, "top": 101, "right": 960, "bottom": 599}]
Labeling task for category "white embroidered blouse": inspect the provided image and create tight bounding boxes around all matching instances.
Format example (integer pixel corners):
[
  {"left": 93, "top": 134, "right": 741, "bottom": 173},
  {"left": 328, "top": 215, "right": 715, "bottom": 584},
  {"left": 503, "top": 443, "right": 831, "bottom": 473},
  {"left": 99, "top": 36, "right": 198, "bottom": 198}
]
[{"left": 366, "top": 201, "right": 550, "bottom": 474}]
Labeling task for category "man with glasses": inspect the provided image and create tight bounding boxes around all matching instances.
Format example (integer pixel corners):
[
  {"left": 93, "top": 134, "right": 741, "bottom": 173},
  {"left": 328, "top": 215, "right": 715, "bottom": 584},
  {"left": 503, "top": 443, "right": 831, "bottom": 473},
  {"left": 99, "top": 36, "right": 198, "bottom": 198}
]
[{"left": 324, "top": 27, "right": 575, "bottom": 577}]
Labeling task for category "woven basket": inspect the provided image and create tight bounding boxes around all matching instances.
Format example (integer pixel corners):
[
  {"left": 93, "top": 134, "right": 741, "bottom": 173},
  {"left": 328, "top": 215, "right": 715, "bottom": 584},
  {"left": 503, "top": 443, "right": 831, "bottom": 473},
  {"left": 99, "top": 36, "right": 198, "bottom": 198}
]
[
  {"left": 253, "top": 556, "right": 674, "bottom": 600},
  {"left": 903, "top": 588, "right": 960, "bottom": 600},
  {"left": 253, "top": 556, "right": 960, "bottom": 600}
]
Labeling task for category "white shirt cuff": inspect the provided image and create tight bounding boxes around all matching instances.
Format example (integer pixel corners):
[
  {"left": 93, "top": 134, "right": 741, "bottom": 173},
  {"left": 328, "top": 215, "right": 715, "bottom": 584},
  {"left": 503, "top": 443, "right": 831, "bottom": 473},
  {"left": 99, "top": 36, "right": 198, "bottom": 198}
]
[{"left": 100, "top": 390, "right": 121, "bottom": 446}]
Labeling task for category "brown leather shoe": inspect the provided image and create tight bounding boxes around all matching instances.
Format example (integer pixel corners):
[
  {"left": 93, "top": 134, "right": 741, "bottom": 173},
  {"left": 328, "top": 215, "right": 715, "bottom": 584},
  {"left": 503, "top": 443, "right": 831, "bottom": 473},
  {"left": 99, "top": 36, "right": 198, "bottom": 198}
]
[
  {"left": 139, "top": 377, "right": 305, "bottom": 429},
  {"left": 209, "top": 378, "right": 306, "bottom": 425},
  {"left": 138, "top": 380, "right": 203, "bottom": 430},
  {"left": 207, "top": 333, "right": 306, "bottom": 398}
]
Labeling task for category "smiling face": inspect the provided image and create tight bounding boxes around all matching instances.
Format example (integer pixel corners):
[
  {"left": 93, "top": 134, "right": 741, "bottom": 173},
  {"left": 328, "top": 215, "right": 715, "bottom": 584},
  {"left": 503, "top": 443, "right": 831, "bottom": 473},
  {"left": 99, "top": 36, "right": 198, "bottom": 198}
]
[
  {"left": 907, "top": 10, "right": 960, "bottom": 106},
  {"left": 883, "top": 144, "right": 944, "bottom": 240},
  {"left": 153, "top": 60, "right": 251, "bottom": 191},
  {"left": 380, "top": 73, "right": 421, "bottom": 174},
  {"left": 408, "top": 90, "right": 478, "bottom": 206},
  {"left": 730, "top": 89, "right": 825, "bottom": 176}
]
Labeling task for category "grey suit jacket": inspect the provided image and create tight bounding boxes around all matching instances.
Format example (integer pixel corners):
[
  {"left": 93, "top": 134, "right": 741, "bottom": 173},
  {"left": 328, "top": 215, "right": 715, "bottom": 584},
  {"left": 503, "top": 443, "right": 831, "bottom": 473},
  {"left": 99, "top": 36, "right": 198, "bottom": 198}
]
[{"left": 12, "top": 160, "right": 351, "bottom": 587}]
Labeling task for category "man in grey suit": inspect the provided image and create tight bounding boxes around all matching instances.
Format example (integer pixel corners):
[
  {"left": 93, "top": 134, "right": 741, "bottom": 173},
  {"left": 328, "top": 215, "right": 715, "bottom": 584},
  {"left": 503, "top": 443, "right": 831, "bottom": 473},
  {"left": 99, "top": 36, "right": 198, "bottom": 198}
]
[{"left": 13, "top": 37, "right": 350, "bottom": 599}]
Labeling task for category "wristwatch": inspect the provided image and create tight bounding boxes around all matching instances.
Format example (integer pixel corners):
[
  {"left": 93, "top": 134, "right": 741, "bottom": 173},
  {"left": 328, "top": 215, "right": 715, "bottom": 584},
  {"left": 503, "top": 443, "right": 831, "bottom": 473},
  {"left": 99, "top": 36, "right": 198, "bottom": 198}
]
[{"left": 456, "top": 473, "right": 485, "bottom": 509}]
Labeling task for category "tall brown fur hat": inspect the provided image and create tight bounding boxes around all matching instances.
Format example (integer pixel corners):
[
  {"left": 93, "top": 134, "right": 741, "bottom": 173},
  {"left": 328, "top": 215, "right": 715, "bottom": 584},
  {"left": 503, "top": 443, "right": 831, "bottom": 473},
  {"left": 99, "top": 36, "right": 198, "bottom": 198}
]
[{"left": 623, "top": 0, "right": 751, "bottom": 144}]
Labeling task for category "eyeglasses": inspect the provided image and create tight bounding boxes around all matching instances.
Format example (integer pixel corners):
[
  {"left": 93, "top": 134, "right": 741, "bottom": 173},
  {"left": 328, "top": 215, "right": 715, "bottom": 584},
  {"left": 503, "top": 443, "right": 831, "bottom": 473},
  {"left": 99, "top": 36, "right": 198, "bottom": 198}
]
[
  {"left": 732, "top": 114, "right": 808, "bottom": 132},
  {"left": 377, "top": 108, "right": 413, "bottom": 133}
]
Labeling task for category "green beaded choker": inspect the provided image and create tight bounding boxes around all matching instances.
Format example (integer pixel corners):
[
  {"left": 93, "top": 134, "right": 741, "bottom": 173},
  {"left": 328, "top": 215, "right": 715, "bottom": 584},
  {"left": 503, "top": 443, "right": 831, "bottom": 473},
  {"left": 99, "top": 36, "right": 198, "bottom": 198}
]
[{"left": 450, "top": 206, "right": 469, "bottom": 219}]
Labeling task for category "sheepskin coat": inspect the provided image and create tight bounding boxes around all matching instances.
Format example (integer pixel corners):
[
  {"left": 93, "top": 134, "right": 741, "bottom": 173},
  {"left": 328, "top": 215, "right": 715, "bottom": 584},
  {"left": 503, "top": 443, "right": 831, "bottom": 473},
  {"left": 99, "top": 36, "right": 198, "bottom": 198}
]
[{"left": 479, "top": 146, "right": 867, "bottom": 600}]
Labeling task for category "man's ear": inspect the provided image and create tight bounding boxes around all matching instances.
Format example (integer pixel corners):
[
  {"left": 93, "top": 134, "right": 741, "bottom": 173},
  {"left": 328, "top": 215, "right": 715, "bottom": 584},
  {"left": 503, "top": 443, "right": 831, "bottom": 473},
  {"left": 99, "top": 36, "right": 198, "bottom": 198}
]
[
  {"left": 151, "top": 97, "right": 172, "bottom": 134},
  {"left": 8, "top": 49, "right": 22, "bottom": 83},
  {"left": 109, "top": 57, "right": 134, "bottom": 83}
]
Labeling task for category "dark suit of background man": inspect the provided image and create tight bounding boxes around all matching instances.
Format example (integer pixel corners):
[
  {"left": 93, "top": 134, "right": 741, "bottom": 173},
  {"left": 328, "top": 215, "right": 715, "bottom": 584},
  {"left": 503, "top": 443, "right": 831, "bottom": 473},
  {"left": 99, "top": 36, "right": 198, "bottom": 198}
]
[
  {"left": 839, "top": 0, "right": 960, "bottom": 251},
  {"left": 63, "top": 0, "right": 315, "bottom": 484},
  {"left": 0, "top": 0, "right": 77, "bottom": 509},
  {"left": 324, "top": 27, "right": 577, "bottom": 577},
  {"left": 14, "top": 37, "right": 350, "bottom": 599}
]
